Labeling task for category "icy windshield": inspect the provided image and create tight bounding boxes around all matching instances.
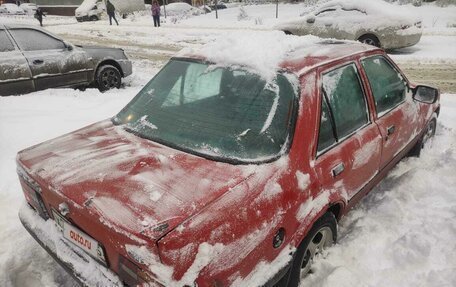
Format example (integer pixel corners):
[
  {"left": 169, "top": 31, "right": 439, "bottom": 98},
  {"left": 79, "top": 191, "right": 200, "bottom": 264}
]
[{"left": 113, "top": 59, "right": 297, "bottom": 163}]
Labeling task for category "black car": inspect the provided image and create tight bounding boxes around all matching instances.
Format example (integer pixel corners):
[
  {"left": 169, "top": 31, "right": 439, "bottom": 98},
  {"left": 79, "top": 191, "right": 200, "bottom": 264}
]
[{"left": 0, "top": 24, "right": 132, "bottom": 96}]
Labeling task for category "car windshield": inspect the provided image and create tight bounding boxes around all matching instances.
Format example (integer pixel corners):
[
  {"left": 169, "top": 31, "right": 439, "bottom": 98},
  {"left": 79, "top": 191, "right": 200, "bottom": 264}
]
[{"left": 113, "top": 59, "right": 297, "bottom": 163}]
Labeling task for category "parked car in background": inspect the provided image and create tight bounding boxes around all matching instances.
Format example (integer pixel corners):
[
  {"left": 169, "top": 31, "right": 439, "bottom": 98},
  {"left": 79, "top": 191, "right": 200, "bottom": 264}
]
[
  {"left": 274, "top": 0, "right": 423, "bottom": 49},
  {"left": 75, "top": 0, "right": 105, "bottom": 22},
  {"left": 161, "top": 2, "right": 203, "bottom": 17},
  {"left": 75, "top": 0, "right": 144, "bottom": 22},
  {"left": 17, "top": 36, "right": 439, "bottom": 287},
  {"left": 210, "top": 2, "right": 227, "bottom": 10},
  {"left": 19, "top": 3, "right": 37, "bottom": 15},
  {"left": 0, "top": 3, "right": 26, "bottom": 15},
  {"left": 0, "top": 24, "right": 132, "bottom": 96}
]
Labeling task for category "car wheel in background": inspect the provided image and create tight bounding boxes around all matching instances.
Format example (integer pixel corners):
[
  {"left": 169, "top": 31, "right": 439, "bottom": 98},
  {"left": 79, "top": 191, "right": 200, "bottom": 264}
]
[
  {"left": 89, "top": 15, "right": 98, "bottom": 21},
  {"left": 276, "top": 212, "right": 337, "bottom": 287},
  {"left": 409, "top": 114, "right": 437, "bottom": 157},
  {"left": 96, "top": 65, "right": 121, "bottom": 92},
  {"left": 283, "top": 30, "right": 293, "bottom": 35},
  {"left": 358, "top": 34, "right": 380, "bottom": 48}
]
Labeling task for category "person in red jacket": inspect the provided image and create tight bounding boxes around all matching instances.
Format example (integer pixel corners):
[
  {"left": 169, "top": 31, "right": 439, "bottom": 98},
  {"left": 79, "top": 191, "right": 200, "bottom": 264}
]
[{"left": 151, "top": 0, "right": 161, "bottom": 27}]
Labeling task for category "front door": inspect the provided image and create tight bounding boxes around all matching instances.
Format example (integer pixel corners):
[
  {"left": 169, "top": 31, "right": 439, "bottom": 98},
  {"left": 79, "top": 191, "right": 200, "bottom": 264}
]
[
  {"left": 314, "top": 62, "right": 382, "bottom": 200},
  {"left": 361, "top": 55, "right": 420, "bottom": 169},
  {"left": 0, "top": 29, "right": 34, "bottom": 96}
]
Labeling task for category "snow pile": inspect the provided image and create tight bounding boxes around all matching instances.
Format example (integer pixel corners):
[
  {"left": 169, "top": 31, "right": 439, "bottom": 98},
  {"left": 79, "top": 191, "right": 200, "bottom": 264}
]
[{"left": 179, "top": 31, "right": 320, "bottom": 82}]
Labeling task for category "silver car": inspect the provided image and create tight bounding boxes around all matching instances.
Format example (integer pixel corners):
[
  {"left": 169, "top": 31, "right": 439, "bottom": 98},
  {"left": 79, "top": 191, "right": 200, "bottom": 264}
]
[
  {"left": 0, "top": 24, "right": 132, "bottom": 96},
  {"left": 274, "top": 0, "right": 423, "bottom": 50}
]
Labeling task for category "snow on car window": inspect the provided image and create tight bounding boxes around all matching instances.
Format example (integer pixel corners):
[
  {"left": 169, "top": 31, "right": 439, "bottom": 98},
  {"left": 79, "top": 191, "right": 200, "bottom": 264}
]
[
  {"left": 115, "top": 59, "right": 298, "bottom": 163},
  {"left": 0, "top": 30, "right": 14, "bottom": 52},
  {"left": 10, "top": 29, "right": 65, "bottom": 51}
]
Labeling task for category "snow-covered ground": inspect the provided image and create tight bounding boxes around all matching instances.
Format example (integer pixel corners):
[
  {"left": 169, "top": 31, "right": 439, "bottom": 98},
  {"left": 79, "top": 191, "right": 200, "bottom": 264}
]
[{"left": 1, "top": 2, "right": 456, "bottom": 287}]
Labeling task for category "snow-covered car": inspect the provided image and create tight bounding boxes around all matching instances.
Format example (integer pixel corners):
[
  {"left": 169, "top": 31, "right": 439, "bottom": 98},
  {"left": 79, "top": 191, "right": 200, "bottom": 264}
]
[
  {"left": 0, "top": 3, "right": 26, "bottom": 15},
  {"left": 274, "top": 0, "right": 423, "bottom": 50},
  {"left": 17, "top": 33, "right": 439, "bottom": 286},
  {"left": 19, "top": 3, "right": 37, "bottom": 14},
  {"left": 161, "top": 2, "right": 203, "bottom": 17},
  {"left": 75, "top": 0, "right": 105, "bottom": 22},
  {"left": 0, "top": 24, "right": 132, "bottom": 96}
]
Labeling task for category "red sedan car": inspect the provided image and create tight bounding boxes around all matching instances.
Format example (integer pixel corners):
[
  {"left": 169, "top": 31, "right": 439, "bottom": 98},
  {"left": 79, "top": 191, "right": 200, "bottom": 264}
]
[{"left": 17, "top": 38, "right": 439, "bottom": 287}]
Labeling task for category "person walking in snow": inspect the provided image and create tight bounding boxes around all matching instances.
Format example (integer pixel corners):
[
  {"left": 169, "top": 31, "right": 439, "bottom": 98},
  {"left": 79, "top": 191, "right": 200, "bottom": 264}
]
[
  {"left": 34, "top": 7, "right": 45, "bottom": 27},
  {"left": 151, "top": 0, "right": 161, "bottom": 27},
  {"left": 106, "top": 0, "right": 119, "bottom": 26}
]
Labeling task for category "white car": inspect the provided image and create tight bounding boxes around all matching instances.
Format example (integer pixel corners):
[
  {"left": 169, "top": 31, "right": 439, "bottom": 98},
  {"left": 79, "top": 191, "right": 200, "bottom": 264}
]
[
  {"left": 0, "top": 3, "right": 26, "bottom": 15},
  {"left": 274, "top": 0, "right": 423, "bottom": 50},
  {"left": 20, "top": 3, "right": 37, "bottom": 14}
]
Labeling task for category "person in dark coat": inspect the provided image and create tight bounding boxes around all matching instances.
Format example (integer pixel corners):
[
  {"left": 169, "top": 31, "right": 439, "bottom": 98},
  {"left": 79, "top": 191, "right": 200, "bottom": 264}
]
[
  {"left": 106, "top": 0, "right": 119, "bottom": 26},
  {"left": 34, "top": 7, "right": 45, "bottom": 27},
  {"left": 151, "top": 0, "right": 160, "bottom": 27}
]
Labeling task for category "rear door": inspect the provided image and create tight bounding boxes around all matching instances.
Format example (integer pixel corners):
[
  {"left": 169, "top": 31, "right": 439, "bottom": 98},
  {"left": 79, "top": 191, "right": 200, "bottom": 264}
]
[
  {"left": 0, "top": 28, "right": 34, "bottom": 96},
  {"left": 8, "top": 28, "right": 90, "bottom": 91},
  {"left": 361, "top": 55, "right": 420, "bottom": 169},
  {"left": 314, "top": 62, "right": 382, "bottom": 199}
]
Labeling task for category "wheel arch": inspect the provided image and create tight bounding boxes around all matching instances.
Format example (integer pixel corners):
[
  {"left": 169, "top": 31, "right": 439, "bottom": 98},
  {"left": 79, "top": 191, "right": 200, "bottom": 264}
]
[
  {"left": 292, "top": 199, "right": 345, "bottom": 249},
  {"left": 94, "top": 59, "right": 124, "bottom": 81},
  {"left": 357, "top": 32, "right": 381, "bottom": 48}
]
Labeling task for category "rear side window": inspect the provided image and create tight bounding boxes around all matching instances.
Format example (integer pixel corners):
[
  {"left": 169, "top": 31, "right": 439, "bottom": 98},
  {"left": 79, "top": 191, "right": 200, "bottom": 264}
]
[
  {"left": 322, "top": 63, "right": 368, "bottom": 139},
  {"left": 362, "top": 56, "right": 406, "bottom": 116},
  {"left": 317, "top": 63, "right": 369, "bottom": 154},
  {"left": 10, "top": 29, "right": 65, "bottom": 51},
  {"left": 0, "top": 30, "right": 15, "bottom": 52}
]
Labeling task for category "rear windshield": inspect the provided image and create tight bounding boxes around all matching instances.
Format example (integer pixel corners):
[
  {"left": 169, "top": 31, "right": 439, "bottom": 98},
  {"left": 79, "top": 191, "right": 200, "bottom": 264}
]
[{"left": 113, "top": 59, "right": 297, "bottom": 163}]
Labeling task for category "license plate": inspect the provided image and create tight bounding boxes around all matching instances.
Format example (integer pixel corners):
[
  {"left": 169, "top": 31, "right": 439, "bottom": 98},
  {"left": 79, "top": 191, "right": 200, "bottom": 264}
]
[{"left": 52, "top": 210, "right": 107, "bottom": 265}]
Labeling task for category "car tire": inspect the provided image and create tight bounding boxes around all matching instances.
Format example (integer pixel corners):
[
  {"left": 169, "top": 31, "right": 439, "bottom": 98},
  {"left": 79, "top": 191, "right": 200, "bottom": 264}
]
[
  {"left": 89, "top": 15, "right": 98, "bottom": 21},
  {"left": 96, "top": 64, "right": 122, "bottom": 92},
  {"left": 283, "top": 30, "right": 293, "bottom": 35},
  {"left": 358, "top": 34, "right": 380, "bottom": 48},
  {"left": 275, "top": 212, "right": 337, "bottom": 287},
  {"left": 409, "top": 114, "right": 437, "bottom": 157}
]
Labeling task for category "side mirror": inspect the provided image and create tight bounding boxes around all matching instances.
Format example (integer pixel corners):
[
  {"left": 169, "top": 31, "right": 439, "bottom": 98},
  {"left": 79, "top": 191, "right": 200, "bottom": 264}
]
[
  {"left": 412, "top": 85, "right": 438, "bottom": 104},
  {"left": 65, "top": 43, "right": 73, "bottom": 51},
  {"left": 306, "top": 15, "right": 315, "bottom": 24}
]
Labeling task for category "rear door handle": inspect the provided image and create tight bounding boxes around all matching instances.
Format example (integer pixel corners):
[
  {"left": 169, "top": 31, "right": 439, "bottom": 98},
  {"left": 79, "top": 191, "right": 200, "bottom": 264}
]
[
  {"left": 33, "top": 59, "right": 44, "bottom": 65},
  {"left": 332, "top": 163, "right": 345, "bottom": 177}
]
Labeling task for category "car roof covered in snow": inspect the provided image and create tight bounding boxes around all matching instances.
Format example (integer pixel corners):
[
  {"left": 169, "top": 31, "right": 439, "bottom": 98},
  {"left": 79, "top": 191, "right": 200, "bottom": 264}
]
[{"left": 176, "top": 32, "right": 379, "bottom": 81}]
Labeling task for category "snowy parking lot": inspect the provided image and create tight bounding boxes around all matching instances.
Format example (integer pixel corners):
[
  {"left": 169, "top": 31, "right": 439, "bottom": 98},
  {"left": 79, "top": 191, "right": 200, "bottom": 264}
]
[{"left": 1, "top": 2, "right": 456, "bottom": 287}]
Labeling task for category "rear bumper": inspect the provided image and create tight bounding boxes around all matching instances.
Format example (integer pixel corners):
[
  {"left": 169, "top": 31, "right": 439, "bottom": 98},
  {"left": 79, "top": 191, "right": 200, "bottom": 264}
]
[
  {"left": 18, "top": 202, "right": 123, "bottom": 287},
  {"left": 382, "top": 31, "right": 422, "bottom": 50}
]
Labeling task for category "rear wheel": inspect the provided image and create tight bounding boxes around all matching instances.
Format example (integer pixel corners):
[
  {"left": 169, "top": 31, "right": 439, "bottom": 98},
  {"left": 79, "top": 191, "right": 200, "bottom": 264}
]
[
  {"left": 89, "top": 15, "right": 98, "bottom": 21},
  {"left": 96, "top": 65, "right": 121, "bottom": 92},
  {"left": 283, "top": 30, "right": 293, "bottom": 35},
  {"left": 358, "top": 34, "right": 380, "bottom": 47},
  {"left": 276, "top": 212, "right": 337, "bottom": 287}
]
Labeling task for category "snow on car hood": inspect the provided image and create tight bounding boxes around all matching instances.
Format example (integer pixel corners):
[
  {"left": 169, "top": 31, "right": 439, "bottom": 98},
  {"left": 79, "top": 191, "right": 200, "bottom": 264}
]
[{"left": 17, "top": 120, "right": 255, "bottom": 240}]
